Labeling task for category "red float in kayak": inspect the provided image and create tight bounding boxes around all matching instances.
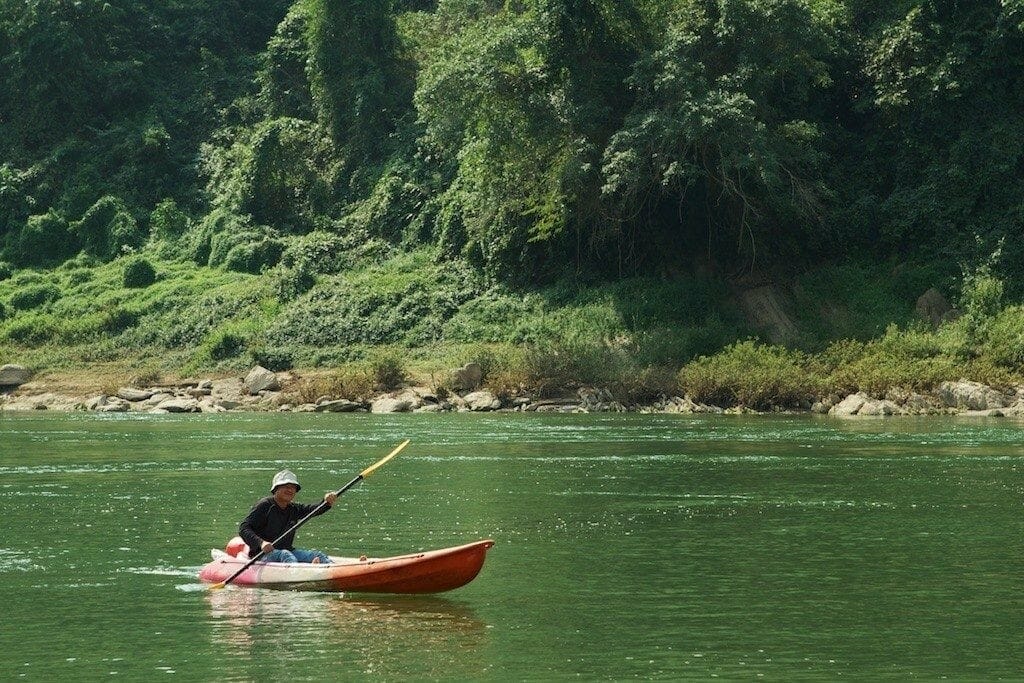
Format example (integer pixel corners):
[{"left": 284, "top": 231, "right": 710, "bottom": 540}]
[{"left": 198, "top": 538, "right": 494, "bottom": 593}]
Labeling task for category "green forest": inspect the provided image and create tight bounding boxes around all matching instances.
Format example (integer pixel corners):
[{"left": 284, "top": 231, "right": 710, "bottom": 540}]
[{"left": 1, "top": 0, "right": 1023, "bottom": 406}]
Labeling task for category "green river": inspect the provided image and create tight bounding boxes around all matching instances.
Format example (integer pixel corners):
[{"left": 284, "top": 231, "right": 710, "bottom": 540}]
[{"left": 2, "top": 412, "right": 1023, "bottom": 680}]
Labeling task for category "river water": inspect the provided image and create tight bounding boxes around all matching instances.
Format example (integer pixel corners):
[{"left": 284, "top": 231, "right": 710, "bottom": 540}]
[{"left": 1, "top": 412, "right": 1023, "bottom": 680}]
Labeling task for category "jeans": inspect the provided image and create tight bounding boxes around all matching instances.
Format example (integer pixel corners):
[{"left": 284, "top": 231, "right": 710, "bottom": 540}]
[{"left": 264, "top": 548, "right": 332, "bottom": 564}]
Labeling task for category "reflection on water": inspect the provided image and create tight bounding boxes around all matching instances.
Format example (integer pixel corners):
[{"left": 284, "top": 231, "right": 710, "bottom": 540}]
[{"left": 206, "top": 589, "right": 490, "bottom": 678}]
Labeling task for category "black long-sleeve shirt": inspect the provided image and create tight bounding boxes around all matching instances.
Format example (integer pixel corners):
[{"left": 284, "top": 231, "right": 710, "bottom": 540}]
[{"left": 238, "top": 496, "right": 331, "bottom": 557}]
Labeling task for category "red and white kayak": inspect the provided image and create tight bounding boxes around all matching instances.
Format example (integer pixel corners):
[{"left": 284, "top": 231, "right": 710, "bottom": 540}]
[{"left": 198, "top": 538, "right": 495, "bottom": 593}]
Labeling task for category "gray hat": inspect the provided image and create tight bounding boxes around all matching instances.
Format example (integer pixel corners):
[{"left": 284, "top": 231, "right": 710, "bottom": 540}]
[{"left": 271, "top": 469, "right": 301, "bottom": 493}]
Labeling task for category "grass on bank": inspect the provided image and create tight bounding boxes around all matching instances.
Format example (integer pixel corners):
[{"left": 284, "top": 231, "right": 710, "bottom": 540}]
[
  {"left": 0, "top": 245, "right": 750, "bottom": 390},
  {"left": 1, "top": 247, "right": 1021, "bottom": 408}
]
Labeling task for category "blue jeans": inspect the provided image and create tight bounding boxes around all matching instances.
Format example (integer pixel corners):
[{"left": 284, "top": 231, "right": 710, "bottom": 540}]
[{"left": 264, "top": 548, "right": 332, "bottom": 564}]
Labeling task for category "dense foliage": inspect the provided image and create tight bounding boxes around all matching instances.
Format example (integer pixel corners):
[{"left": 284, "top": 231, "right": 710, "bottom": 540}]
[
  {"left": 0, "top": 0, "right": 1022, "bottom": 390},
  {"left": 3, "top": 0, "right": 1020, "bottom": 279}
]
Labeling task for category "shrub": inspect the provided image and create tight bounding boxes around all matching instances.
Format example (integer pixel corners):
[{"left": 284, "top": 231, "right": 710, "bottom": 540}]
[
  {"left": 205, "top": 215, "right": 283, "bottom": 273},
  {"left": 678, "top": 340, "right": 818, "bottom": 410},
  {"left": 182, "top": 208, "right": 252, "bottom": 265},
  {"left": 0, "top": 300, "right": 7, "bottom": 322},
  {"left": 109, "top": 212, "right": 143, "bottom": 257},
  {"left": 280, "top": 231, "right": 358, "bottom": 274},
  {"left": 59, "top": 307, "right": 139, "bottom": 341},
  {"left": 130, "top": 369, "right": 162, "bottom": 386},
  {"left": 290, "top": 367, "right": 377, "bottom": 403},
  {"left": 193, "top": 316, "right": 268, "bottom": 366},
  {"left": 982, "top": 305, "right": 1024, "bottom": 369},
  {"left": 964, "top": 356, "right": 1020, "bottom": 391},
  {"left": 184, "top": 211, "right": 220, "bottom": 265},
  {"left": 522, "top": 341, "right": 626, "bottom": 395},
  {"left": 149, "top": 199, "right": 190, "bottom": 241},
  {"left": 65, "top": 268, "right": 93, "bottom": 286},
  {"left": 828, "top": 351, "right": 959, "bottom": 396},
  {"left": 269, "top": 262, "right": 316, "bottom": 301},
  {"left": 0, "top": 262, "right": 12, "bottom": 280},
  {"left": 75, "top": 196, "right": 142, "bottom": 260},
  {"left": 366, "top": 347, "right": 407, "bottom": 390},
  {"left": 4, "top": 311, "right": 59, "bottom": 344},
  {"left": 9, "top": 283, "right": 61, "bottom": 310},
  {"left": 204, "top": 328, "right": 248, "bottom": 361},
  {"left": 873, "top": 323, "right": 944, "bottom": 360},
  {"left": 17, "top": 210, "right": 77, "bottom": 266},
  {"left": 123, "top": 257, "right": 157, "bottom": 288},
  {"left": 263, "top": 251, "right": 479, "bottom": 349},
  {"left": 960, "top": 253, "right": 1005, "bottom": 321},
  {"left": 222, "top": 238, "right": 284, "bottom": 273},
  {"left": 249, "top": 347, "right": 294, "bottom": 372},
  {"left": 812, "top": 339, "right": 867, "bottom": 373},
  {"left": 59, "top": 252, "right": 100, "bottom": 270},
  {"left": 610, "top": 365, "right": 682, "bottom": 404},
  {"left": 98, "top": 307, "right": 140, "bottom": 334},
  {"left": 9, "top": 270, "right": 42, "bottom": 286},
  {"left": 629, "top": 322, "right": 738, "bottom": 367}
]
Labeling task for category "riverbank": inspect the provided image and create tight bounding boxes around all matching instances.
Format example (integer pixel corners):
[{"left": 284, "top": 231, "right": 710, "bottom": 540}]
[{"left": 3, "top": 363, "right": 1023, "bottom": 418}]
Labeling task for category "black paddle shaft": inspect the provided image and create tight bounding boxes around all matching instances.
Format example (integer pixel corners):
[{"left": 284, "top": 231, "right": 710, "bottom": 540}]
[{"left": 218, "top": 474, "right": 364, "bottom": 588}]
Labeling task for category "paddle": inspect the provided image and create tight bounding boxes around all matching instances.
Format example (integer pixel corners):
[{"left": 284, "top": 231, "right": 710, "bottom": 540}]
[{"left": 209, "top": 439, "right": 410, "bottom": 590}]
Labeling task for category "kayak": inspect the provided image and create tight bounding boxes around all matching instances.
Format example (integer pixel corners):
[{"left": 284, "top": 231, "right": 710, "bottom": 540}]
[{"left": 198, "top": 538, "right": 495, "bottom": 593}]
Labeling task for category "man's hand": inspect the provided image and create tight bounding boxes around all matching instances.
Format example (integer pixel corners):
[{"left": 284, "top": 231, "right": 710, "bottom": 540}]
[
  {"left": 324, "top": 492, "right": 338, "bottom": 506},
  {"left": 261, "top": 540, "right": 274, "bottom": 554}
]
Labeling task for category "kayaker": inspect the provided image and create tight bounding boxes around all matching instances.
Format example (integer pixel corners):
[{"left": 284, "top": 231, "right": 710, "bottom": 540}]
[{"left": 238, "top": 469, "right": 338, "bottom": 564}]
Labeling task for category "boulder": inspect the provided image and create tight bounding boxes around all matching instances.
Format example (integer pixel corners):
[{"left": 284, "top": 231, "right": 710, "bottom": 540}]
[
  {"left": 157, "top": 397, "right": 201, "bottom": 413},
  {"left": 936, "top": 380, "right": 1009, "bottom": 410},
  {"left": 903, "top": 393, "right": 936, "bottom": 413},
  {"left": 463, "top": 390, "right": 501, "bottom": 411},
  {"left": 0, "top": 364, "right": 31, "bottom": 387},
  {"left": 1001, "top": 402, "right": 1024, "bottom": 417},
  {"left": 811, "top": 395, "right": 837, "bottom": 414},
  {"left": 97, "top": 397, "right": 131, "bottom": 413},
  {"left": 315, "top": 399, "right": 362, "bottom": 413},
  {"left": 84, "top": 395, "right": 110, "bottom": 411},
  {"left": 212, "top": 377, "right": 244, "bottom": 396},
  {"left": 856, "top": 398, "right": 901, "bottom": 416},
  {"left": 117, "top": 387, "right": 154, "bottom": 402},
  {"left": 661, "top": 396, "right": 701, "bottom": 414},
  {"left": 244, "top": 366, "right": 280, "bottom": 394},
  {"left": 830, "top": 393, "right": 868, "bottom": 416},
  {"left": 450, "top": 362, "right": 483, "bottom": 391},
  {"left": 371, "top": 397, "right": 413, "bottom": 413},
  {"left": 533, "top": 403, "right": 577, "bottom": 413}
]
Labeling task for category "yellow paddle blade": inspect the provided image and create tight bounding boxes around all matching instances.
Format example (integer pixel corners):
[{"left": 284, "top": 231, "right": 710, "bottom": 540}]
[
  {"left": 209, "top": 582, "right": 226, "bottom": 590},
  {"left": 360, "top": 439, "right": 410, "bottom": 478}
]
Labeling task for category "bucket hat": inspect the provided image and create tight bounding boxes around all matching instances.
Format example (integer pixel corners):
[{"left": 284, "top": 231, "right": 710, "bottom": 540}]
[{"left": 271, "top": 469, "right": 301, "bottom": 493}]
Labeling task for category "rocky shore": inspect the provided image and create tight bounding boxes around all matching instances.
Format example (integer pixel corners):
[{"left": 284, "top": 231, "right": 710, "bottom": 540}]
[{"left": 2, "top": 362, "right": 1024, "bottom": 418}]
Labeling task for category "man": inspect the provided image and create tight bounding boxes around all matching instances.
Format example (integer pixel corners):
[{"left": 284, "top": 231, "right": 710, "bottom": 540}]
[{"left": 239, "top": 469, "right": 338, "bottom": 564}]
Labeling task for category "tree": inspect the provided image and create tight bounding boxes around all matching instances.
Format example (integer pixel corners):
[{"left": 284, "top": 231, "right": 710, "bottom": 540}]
[
  {"left": 600, "top": 0, "right": 841, "bottom": 274},
  {"left": 306, "top": 0, "right": 414, "bottom": 166},
  {"left": 0, "top": 0, "right": 147, "bottom": 150},
  {"left": 853, "top": 0, "right": 1024, "bottom": 290},
  {"left": 415, "top": 1, "right": 643, "bottom": 281}
]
